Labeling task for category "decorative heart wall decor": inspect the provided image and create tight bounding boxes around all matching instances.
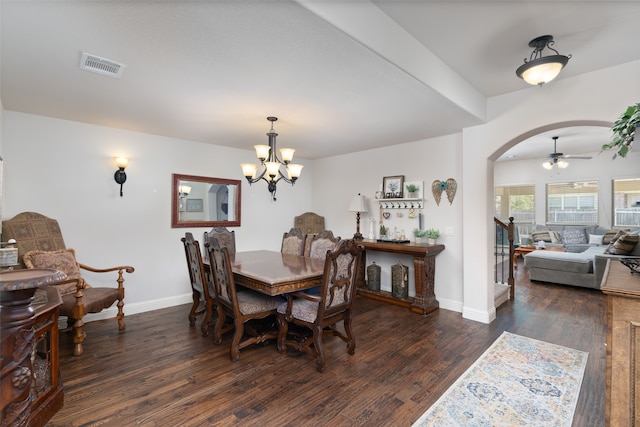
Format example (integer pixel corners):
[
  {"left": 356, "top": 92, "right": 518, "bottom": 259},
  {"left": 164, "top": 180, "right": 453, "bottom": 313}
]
[
  {"left": 382, "top": 211, "right": 391, "bottom": 219},
  {"left": 432, "top": 178, "right": 457, "bottom": 206}
]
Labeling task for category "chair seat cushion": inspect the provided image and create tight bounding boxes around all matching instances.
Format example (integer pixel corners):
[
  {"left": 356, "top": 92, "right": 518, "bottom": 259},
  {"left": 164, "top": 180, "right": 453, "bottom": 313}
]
[
  {"left": 236, "top": 290, "right": 280, "bottom": 315},
  {"left": 277, "top": 298, "right": 319, "bottom": 323},
  {"left": 60, "top": 287, "right": 121, "bottom": 317},
  {"left": 23, "top": 248, "right": 82, "bottom": 296}
]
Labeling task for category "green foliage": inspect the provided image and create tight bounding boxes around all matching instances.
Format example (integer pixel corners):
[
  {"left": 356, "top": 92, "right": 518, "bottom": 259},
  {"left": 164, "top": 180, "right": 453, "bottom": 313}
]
[
  {"left": 413, "top": 228, "right": 427, "bottom": 237},
  {"left": 602, "top": 102, "right": 639, "bottom": 159},
  {"left": 379, "top": 225, "right": 388, "bottom": 236},
  {"left": 426, "top": 228, "right": 440, "bottom": 239},
  {"left": 405, "top": 183, "right": 419, "bottom": 192}
]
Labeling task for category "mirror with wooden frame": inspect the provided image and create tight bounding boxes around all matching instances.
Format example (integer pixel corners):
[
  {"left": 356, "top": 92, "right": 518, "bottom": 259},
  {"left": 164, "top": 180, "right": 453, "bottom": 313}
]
[{"left": 171, "top": 173, "right": 241, "bottom": 228}]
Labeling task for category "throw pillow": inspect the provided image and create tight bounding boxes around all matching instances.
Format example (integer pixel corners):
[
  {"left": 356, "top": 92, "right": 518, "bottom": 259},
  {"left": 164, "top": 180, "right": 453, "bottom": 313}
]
[
  {"left": 550, "top": 231, "right": 563, "bottom": 244},
  {"left": 588, "top": 234, "right": 604, "bottom": 245},
  {"left": 606, "top": 231, "right": 639, "bottom": 255},
  {"left": 23, "top": 248, "right": 81, "bottom": 295},
  {"left": 562, "top": 228, "right": 587, "bottom": 244},
  {"left": 530, "top": 230, "right": 552, "bottom": 243}
]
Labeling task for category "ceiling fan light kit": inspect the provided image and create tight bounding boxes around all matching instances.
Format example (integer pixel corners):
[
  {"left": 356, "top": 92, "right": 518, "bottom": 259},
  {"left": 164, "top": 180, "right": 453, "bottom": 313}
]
[
  {"left": 516, "top": 35, "right": 571, "bottom": 86},
  {"left": 543, "top": 136, "right": 591, "bottom": 170}
]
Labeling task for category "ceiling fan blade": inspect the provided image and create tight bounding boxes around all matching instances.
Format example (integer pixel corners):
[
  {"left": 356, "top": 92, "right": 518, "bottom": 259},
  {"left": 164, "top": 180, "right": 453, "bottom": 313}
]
[{"left": 563, "top": 155, "right": 592, "bottom": 159}]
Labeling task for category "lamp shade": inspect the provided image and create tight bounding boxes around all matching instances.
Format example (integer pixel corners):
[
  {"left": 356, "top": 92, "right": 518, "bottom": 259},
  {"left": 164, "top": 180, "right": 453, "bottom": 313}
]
[{"left": 348, "top": 194, "right": 367, "bottom": 213}]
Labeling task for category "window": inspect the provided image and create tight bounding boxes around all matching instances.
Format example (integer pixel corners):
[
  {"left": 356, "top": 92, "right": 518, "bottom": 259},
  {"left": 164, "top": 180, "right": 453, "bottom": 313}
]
[
  {"left": 546, "top": 181, "right": 598, "bottom": 224},
  {"left": 495, "top": 185, "right": 535, "bottom": 224},
  {"left": 612, "top": 177, "right": 640, "bottom": 227}
]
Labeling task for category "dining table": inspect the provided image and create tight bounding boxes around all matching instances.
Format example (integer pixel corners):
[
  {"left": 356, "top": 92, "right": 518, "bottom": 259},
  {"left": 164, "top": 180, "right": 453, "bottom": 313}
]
[{"left": 229, "top": 250, "right": 326, "bottom": 296}]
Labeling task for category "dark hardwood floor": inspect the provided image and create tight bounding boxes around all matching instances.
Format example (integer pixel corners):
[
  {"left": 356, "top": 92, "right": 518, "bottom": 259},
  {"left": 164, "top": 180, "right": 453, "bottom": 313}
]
[{"left": 51, "top": 261, "right": 606, "bottom": 426}]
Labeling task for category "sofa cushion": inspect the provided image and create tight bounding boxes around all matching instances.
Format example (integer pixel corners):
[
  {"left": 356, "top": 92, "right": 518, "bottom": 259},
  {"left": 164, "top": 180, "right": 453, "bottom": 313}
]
[
  {"left": 606, "top": 231, "right": 639, "bottom": 255},
  {"left": 550, "top": 231, "right": 563, "bottom": 244},
  {"left": 23, "top": 248, "right": 81, "bottom": 296},
  {"left": 524, "top": 249, "right": 595, "bottom": 274},
  {"left": 588, "top": 234, "right": 604, "bottom": 245},
  {"left": 562, "top": 228, "right": 587, "bottom": 244}
]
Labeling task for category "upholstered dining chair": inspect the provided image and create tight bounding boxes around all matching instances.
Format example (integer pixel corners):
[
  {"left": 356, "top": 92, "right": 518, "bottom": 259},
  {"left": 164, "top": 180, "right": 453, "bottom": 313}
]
[
  {"left": 3, "top": 212, "right": 135, "bottom": 356},
  {"left": 181, "top": 232, "right": 217, "bottom": 336},
  {"left": 204, "top": 226, "right": 236, "bottom": 256},
  {"left": 308, "top": 229, "right": 341, "bottom": 258},
  {"left": 281, "top": 228, "right": 306, "bottom": 256},
  {"left": 206, "top": 241, "right": 281, "bottom": 361},
  {"left": 276, "top": 239, "right": 363, "bottom": 372}
]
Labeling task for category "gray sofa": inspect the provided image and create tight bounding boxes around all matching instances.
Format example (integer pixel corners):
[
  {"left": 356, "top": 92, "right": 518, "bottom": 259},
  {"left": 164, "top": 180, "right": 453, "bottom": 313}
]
[{"left": 524, "top": 227, "right": 640, "bottom": 289}]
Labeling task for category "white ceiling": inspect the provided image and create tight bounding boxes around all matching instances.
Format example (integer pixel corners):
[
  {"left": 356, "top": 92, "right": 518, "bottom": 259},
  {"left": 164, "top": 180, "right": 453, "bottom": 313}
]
[{"left": 2, "top": 1, "right": 639, "bottom": 160}]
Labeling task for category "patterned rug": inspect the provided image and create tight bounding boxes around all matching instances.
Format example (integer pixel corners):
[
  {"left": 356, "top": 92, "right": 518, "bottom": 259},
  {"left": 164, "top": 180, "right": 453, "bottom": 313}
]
[{"left": 412, "top": 332, "right": 588, "bottom": 427}]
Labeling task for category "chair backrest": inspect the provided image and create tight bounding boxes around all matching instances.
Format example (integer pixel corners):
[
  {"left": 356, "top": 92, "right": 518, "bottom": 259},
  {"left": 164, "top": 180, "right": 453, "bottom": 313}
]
[
  {"left": 308, "top": 230, "right": 341, "bottom": 258},
  {"left": 281, "top": 228, "right": 306, "bottom": 256},
  {"left": 2, "top": 212, "right": 67, "bottom": 267},
  {"left": 294, "top": 212, "right": 325, "bottom": 234},
  {"left": 316, "top": 239, "right": 363, "bottom": 319},
  {"left": 206, "top": 240, "right": 239, "bottom": 315},
  {"left": 181, "top": 232, "right": 210, "bottom": 300},
  {"left": 205, "top": 227, "right": 236, "bottom": 256}
]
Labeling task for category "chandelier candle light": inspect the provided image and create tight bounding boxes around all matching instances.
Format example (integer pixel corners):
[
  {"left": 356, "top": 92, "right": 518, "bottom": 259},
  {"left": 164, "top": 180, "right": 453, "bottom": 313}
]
[{"left": 240, "top": 116, "right": 303, "bottom": 201}]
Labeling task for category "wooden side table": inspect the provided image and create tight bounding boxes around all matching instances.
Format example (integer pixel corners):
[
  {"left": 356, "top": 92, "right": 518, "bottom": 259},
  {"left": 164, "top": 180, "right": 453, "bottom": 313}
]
[{"left": 1, "top": 269, "right": 66, "bottom": 427}]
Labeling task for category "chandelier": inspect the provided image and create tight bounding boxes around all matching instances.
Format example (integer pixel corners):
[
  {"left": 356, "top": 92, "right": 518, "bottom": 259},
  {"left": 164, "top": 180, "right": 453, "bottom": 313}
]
[
  {"left": 516, "top": 35, "right": 571, "bottom": 86},
  {"left": 240, "top": 116, "right": 303, "bottom": 201}
]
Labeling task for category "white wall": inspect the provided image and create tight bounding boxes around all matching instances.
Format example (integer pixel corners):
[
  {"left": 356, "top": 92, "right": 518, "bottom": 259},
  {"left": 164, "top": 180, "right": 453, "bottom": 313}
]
[
  {"left": 495, "top": 150, "right": 640, "bottom": 229},
  {"left": 2, "top": 112, "right": 314, "bottom": 317},
  {"left": 312, "top": 133, "right": 464, "bottom": 311}
]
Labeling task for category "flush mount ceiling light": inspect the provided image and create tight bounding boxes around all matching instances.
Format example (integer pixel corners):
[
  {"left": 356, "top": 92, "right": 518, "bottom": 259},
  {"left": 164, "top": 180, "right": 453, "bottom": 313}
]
[{"left": 516, "top": 35, "right": 571, "bottom": 86}]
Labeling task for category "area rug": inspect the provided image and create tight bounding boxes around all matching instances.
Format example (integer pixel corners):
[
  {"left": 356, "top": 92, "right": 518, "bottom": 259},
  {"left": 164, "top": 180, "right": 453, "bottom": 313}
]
[{"left": 412, "top": 331, "right": 588, "bottom": 427}]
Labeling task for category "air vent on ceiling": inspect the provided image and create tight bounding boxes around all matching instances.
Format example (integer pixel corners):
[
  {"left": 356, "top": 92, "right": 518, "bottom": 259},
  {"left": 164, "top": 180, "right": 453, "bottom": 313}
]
[{"left": 79, "top": 52, "right": 125, "bottom": 78}]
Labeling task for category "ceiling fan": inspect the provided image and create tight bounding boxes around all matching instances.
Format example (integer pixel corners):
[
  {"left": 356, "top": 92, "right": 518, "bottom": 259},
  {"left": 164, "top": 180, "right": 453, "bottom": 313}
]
[{"left": 543, "top": 136, "right": 592, "bottom": 169}]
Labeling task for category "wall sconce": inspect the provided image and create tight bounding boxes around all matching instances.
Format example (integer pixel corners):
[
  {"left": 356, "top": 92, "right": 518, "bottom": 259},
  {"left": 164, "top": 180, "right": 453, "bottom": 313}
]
[{"left": 114, "top": 157, "right": 129, "bottom": 197}]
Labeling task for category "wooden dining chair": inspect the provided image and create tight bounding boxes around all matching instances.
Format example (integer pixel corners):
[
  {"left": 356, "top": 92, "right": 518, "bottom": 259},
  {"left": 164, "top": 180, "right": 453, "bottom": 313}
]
[
  {"left": 206, "top": 241, "right": 281, "bottom": 361},
  {"left": 181, "top": 232, "right": 216, "bottom": 336},
  {"left": 308, "top": 229, "right": 341, "bottom": 258},
  {"left": 276, "top": 239, "right": 363, "bottom": 372},
  {"left": 205, "top": 226, "right": 236, "bottom": 256},
  {"left": 281, "top": 228, "right": 306, "bottom": 256}
]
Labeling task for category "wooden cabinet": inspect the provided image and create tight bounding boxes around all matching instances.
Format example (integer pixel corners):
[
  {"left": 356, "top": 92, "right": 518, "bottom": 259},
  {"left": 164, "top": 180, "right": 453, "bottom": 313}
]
[
  {"left": 1, "top": 269, "right": 65, "bottom": 427},
  {"left": 601, "top": 260, "right": 640, "bottom": 427}
]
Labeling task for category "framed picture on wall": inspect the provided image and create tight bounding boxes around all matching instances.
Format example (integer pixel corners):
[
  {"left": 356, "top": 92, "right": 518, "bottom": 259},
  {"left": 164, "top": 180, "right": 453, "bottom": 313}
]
[
  {"left": 186, "top": 198, "right": 203, "bottom": 212},
  {"left": 383, "top": 175, "right": 404, "bottom": 198}
]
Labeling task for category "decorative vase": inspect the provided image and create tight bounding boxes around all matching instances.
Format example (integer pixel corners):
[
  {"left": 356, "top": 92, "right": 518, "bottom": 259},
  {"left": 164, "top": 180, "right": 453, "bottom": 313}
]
[
  {"left": 391, "top": 261, "right": 409, "bottom": 299},
  {"left": 428, "top": 238, "right": 437, "bottom": 245},
  {"left": 408, "top": 191, "right": 417, "bottom": 198},
  {"left": 366, "top": 262, "right": 381, "bottom": 291},
  {"left": 415, "top": 236, "right": 425, "bottom": 244}
]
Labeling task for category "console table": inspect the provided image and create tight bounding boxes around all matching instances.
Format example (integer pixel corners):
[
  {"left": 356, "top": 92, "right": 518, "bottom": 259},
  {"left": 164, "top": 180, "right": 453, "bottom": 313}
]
[
  {"left": 356, "top": 239, "right": 445, "bottom": 315},
  {"left": 1, "top": 269, "right": 66, "bottom": 427},
  {"left": 601, "top": 259, "right": 640, "bottom": 426}
]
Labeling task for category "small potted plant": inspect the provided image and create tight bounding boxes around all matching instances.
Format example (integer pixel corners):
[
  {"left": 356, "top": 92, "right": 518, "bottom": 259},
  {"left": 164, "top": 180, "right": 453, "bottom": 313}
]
[
  {"left": 413, "top": 228, "right": 427, "bottom": 243},
  {"left": 379, "top": 225, "right": 388, "bottom": 239},
  {"left": 426, "top": 228, "right": 440, "bottom": 244},
  {"left": 601, "top": 102, "right": 639, "bottom": 159},
  {"left": 405, "top": 183, "right": 419, "bottom": 198}
]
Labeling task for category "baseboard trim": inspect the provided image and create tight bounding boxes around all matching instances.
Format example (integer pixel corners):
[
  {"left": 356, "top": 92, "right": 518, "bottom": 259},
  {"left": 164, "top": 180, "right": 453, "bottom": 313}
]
[
  {"left": 438, "top": 297, "right": 463, "bottom": 313},
  {"left": 462, "top": 305, "right": 496, "bottom": 324},
  {"left": 58, "top": 293, "right": 193, "bottom": 328}
]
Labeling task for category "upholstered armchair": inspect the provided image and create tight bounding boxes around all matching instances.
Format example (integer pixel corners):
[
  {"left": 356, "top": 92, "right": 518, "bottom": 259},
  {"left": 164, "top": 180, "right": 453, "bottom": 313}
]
[
  {"left": 277, "top": 239, "right": 363, "bottom": 372},
  {"left": 2, "top": 212, "right": 135, "bottom": 356}
]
